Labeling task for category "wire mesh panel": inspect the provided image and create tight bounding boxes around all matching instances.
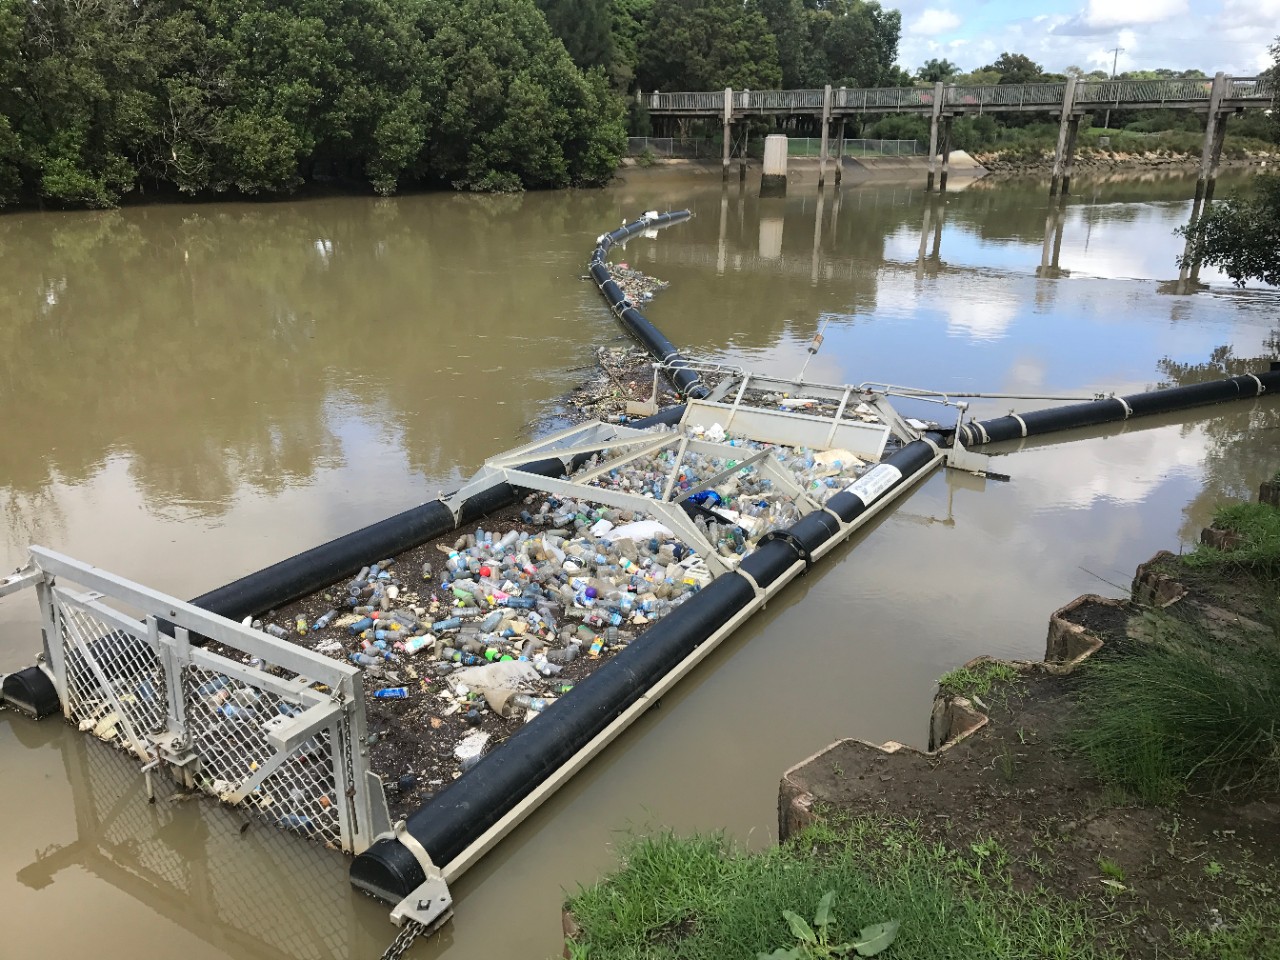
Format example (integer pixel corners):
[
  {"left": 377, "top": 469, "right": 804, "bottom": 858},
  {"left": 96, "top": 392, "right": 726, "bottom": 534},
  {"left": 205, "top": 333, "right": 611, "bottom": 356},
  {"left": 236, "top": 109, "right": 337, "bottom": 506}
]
[
  {"left": 183, "top": 657, "right": 345, "bottom": 849},
  {"left": 57, "top": 590, "right": 166, "bottom": 758}
]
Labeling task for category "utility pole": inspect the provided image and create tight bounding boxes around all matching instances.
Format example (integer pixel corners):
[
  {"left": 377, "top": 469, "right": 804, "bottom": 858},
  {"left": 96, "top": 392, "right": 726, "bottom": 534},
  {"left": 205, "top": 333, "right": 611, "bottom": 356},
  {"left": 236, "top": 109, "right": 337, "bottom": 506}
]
[{"left": 1103, "top": 46, "right": 1124, "bottom": 131}]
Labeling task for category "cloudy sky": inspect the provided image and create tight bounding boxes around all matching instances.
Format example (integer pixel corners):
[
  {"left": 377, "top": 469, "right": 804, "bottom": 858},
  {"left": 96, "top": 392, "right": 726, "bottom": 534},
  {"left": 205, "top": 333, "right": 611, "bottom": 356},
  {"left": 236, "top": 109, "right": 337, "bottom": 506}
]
[{"left": 895, "top": 0, "right": 1278, "bottom": 76}]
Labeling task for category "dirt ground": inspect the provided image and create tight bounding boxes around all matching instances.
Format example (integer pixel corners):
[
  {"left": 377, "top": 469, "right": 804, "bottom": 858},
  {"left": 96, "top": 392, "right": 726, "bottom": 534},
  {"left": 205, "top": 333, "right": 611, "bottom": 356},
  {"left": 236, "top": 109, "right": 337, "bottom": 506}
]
[{"left": 784, "top": 578, "right": 1280, "bottom": 959}]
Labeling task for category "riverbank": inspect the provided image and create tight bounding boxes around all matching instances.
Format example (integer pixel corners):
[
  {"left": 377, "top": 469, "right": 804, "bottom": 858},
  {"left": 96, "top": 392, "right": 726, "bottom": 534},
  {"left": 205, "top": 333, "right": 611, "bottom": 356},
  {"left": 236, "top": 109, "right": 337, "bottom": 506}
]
[
  {"left": 974, "top": 149, "right": 1277, "bottom": 176},
  {"left": 564, "top": 488, "right": 1280, "bottom": 959}
]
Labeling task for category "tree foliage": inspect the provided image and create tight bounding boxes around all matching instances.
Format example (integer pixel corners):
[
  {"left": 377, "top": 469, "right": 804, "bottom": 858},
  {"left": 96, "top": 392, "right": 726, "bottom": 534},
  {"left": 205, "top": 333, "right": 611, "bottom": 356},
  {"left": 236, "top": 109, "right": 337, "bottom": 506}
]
[
  {"left": 636, "top": 0, "right": 780, "bottom": 90},
  {"left": 0, "top": 0, "right": 625, "bottom": 207},
  {"left": 983, "top": 52, "right": 1046, "bottom": 85},
  {"left": 916, "top": 58, "right": 960, "bottom": 83},
  {"left": 1177, "top": 173, "right": 1280, "bottom": 287}
]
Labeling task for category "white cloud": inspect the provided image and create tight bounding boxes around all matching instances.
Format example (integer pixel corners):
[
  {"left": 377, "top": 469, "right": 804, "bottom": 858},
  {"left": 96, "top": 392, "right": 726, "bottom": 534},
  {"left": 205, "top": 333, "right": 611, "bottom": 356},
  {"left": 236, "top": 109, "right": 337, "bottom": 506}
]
[
  {"left": 1078, "top": 0, "right": 1188, "bottom": 29},
  {"left": 1221, "top": 0, "right": 1280, "bottom": 27},
  {"left": 909, "top": 8, "right": 962, "bottom": 36}
]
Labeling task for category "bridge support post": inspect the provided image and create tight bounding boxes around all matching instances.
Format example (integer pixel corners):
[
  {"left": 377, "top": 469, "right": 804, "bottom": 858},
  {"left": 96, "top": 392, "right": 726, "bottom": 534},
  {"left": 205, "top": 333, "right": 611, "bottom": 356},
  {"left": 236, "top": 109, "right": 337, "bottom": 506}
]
[
  {"left": 740, "top": 122, "right": 748, "bottom": 181},
  {"left": 938, "top": 116, "right": 953, "bottom": 192},
  {"left": 818, "top": 84, "right": 832, "bottom": 188},
  {"left": 1060, "top": 115, "right": 1080, "bottom": 196},
  {"left": 723, "top": 88, "right": 733, "bottom": 181},
  {"left": 833, "top": 117, "right": 845, "bottom": 184},
  {"left": 1049, "top": 75, "right": 1079, "bottom": 196},
  {"left": 1196, "top": 73, "right": 1228, "bottom": 203},
  {"left": 926, "top": 82, "right": 943, "bottom": 192}
]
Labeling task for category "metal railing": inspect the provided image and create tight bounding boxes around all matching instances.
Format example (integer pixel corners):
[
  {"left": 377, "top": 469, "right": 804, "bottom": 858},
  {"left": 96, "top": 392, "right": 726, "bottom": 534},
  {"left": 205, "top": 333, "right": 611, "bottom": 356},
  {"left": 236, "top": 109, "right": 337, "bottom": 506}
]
[
  {"left": 6, "top": 547, "right": 385, "bottom": 855},
  {"left": 644, "top": 76, "right": 1273, "bottom": 115}
]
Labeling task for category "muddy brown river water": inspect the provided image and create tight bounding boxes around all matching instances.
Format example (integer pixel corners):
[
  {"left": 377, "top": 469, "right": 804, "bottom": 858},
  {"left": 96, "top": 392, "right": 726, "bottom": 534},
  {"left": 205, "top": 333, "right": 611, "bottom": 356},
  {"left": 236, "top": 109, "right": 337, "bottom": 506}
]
[{"left": 2, "top": 168, "right": 1278, "bottom": 959}]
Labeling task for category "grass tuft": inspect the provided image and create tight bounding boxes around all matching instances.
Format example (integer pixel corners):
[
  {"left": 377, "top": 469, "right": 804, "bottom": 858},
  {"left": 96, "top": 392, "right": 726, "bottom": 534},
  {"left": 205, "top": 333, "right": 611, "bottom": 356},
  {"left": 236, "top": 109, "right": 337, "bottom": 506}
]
[
  {"left": 937, "top": 660, "right": 1020, "bottom": 700},
  {"left": 1180, "top": 501, "right": 1280, "bottom": 576},
  {"left": 1071, "top": 613, "right": 1280, "bottom": 804}
]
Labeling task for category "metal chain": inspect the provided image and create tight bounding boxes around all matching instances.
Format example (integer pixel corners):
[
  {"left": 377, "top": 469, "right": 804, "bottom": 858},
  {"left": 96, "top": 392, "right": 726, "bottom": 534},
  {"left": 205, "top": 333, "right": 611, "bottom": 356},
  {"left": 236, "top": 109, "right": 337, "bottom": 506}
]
[{"left": 378, "top": 920, "right": 427, "bottom": 960}]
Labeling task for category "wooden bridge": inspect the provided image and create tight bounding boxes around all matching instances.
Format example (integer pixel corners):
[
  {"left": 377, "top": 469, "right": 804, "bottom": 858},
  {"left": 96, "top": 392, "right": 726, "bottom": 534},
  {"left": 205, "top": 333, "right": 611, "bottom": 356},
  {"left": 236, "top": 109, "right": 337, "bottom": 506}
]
[{"left": 643, "top": 73, "right": 1275, "bottom": 196}]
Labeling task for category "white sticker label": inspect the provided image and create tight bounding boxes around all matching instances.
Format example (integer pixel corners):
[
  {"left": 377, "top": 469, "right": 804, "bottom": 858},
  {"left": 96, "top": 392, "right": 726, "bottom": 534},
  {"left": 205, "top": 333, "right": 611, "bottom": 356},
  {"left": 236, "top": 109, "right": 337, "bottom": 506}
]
[{"left": 843, "top": 464, "right": 902, "bottom": 507}]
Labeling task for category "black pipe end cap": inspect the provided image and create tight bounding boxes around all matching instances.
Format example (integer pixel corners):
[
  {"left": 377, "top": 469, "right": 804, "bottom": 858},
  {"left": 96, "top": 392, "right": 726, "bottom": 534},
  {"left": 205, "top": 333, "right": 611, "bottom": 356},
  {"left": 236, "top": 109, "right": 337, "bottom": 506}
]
[
  {"left": 350, "top": 836, "right": 428, "bottom": 904},
  {"left": 2, "top": 666, "right": 60, "bottom": 719}
]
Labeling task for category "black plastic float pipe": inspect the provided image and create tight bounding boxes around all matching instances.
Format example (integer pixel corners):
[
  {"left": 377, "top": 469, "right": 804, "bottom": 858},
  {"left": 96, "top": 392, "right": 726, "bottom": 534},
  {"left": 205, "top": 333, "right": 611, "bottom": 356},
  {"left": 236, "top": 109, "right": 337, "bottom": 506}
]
[
  {"left": 957, "top": 367, "right": 1280, "bottom": 447},
  {"left": 590, "top": 211, "right": 710, "bottom": 401},
  {"left": 348, "top": 433, "right": 947, "bottom": 901}
]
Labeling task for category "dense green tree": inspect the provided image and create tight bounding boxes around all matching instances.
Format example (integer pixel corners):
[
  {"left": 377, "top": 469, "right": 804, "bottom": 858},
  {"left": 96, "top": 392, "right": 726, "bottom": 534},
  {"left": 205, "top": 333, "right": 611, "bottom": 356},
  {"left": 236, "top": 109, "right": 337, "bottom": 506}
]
[
  {"left": 416, "top": 0, "right": 624, "bottom": 190},
  {"left": 916, "top": 57, "right": 960, "bottom": 83},
  {"left": 1176, "top": 173, "right": 1280, "bottom": 287},
  {"left": 758, "top": 0, "right": 809, "bottom": 88},
  {"left": 536, "top": 0, "right": 615, "bottom": 72},
  {"left": 799, "top": 0, "right": 901, "bottom": 88},
  {"left": 636, "top": 0, "right": 780, "bottom": 91},
  {"left": 610, "top": 0, "right": 652, "bottom": 88},
  {"left": 0, "top": 0, "right": 24, "bottom": 201},
  {"left": 983, "top": 52, "right": 1045, "bottom": 85},
  {"left": 0, "top": 0, "right": 625, "bottom": 206}
]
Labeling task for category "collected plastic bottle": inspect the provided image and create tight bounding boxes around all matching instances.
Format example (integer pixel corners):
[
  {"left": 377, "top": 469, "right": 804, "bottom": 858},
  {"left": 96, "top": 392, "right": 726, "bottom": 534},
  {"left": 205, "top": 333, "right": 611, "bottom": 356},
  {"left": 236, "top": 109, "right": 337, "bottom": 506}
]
[
  {"left": 510, "top": 694, "right": 550, "bottom": 715},
  {"left": 348, "top": 651, "right": 384, "bottom": 668},
  {"left": 399, "top": 634, "right": 435, "bottom": 655},
  {"left": 313, "top": 608, "right": 339, "bottom": 630},
  {"left": 440, "top": 647, "right": 480, "bottom": 666},
  {"left": 374, "top": 687, "right": 409, "bottom": 699},
  {"left": 545, "top": 644, "right": 580, "bottom": 664},
  {"left": 588, "top": 635, "right": 605, "bottom": 658},
  {"left": 265, "top": 624, "right": 288, "bottom": 638},
  {"left": 421, "top": 562, "right": 434, "bottom": 581},
  {"left": 348, "top": 617, "right": 375, "bottom": 635},
  {"left": 432, "top": 616, "right": 463, "bottom": 632}
]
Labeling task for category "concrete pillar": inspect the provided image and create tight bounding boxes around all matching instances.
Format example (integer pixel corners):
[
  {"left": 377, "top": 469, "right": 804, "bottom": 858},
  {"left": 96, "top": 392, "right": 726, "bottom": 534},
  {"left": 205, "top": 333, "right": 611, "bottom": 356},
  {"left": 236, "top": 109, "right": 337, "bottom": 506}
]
[
  {"left": 818, "top": 84, "right": 832, "bottom": 189},
  {"left": 926, "top": 81, "right": 944, "bottom": 192},
  {"left": 1195, "top": 73, "right": 1227, "bottom": 202},
  {"left": 1049, "top": 75, "right": 1079, "bottom": 196},
  {"left": 833, "top": 117, "right": 846, "bottom": 184},
  {"left": 938, "top": 116, "right": 953, "bottom": 192},
  {"left": 740, "top": 123, "right": 748, "bottom": 181},
  {"left": 722, "top": 88, "right": 733, "bottom": 180},
  {"left": 761, "top": 134, "right": 788, "bottom": 197},
  {"left": 1060, "top": 116, "right": 1080, "bottom": 195}
]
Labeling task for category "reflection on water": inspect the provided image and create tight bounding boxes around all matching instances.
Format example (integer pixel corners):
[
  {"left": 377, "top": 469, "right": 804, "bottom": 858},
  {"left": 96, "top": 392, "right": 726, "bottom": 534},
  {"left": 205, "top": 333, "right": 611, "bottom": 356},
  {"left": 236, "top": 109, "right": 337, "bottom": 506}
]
[{"left": 2, "top": 169, "right": 1280, "bottom": 959}]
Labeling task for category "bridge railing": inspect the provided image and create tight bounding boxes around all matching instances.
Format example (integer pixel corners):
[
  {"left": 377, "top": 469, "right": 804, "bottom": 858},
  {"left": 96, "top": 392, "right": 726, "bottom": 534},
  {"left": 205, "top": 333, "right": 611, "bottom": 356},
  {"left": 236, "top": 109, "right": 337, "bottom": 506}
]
[
  {"left": 1075, "top": 78, "right": 1213, "bottom": 104},
  {"left": 648, "top": 91, "right": 723, "bottom": 112},
  {"left": 645, "top": 76, "right": 1273, "bottom": 115},
  {"left": 1227, "top": 75, "right": 1275, "bottom": 100},
  {"left": 836, "top": 87, "right": 935, "bottom": 110},
  {"left": 945, "top": 83, "right": 1066, "bottom": 109}
]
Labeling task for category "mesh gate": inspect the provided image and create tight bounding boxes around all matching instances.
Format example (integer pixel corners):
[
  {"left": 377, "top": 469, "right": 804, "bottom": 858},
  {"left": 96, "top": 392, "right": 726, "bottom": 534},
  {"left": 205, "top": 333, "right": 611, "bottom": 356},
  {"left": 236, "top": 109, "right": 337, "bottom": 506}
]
[{"left": 9, "top": 547, "right": 385, "bottom": 856}]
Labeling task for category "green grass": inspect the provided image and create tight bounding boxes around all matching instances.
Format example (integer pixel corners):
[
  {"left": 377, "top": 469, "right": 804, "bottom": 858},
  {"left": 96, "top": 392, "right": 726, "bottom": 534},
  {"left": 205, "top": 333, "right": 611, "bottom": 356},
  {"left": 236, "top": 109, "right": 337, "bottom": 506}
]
[
  {"left": 565, "top": 818, "right": 1114, "bottom": 959},
  {"left": 1174, "top": 895, "right": 1280, "bottom": 960},
  {"left": 1180, "top": 501, "right": 1280, "bottom": 576},
  {"left": 936, "top": 661, "right": 1020, "bottom": 700},
  {"left": 1071, "top": 612, "right": 1280, "bottom": 804}
]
